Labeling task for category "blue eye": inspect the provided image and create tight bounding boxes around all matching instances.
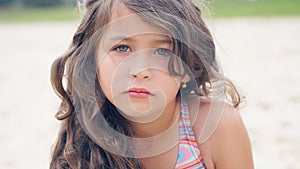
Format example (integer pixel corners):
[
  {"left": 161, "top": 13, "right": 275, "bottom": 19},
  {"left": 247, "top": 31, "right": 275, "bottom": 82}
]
[
  {"left": 115, "top": 45, "right": 130, "bottom": 52},
  {"left": 155, "top": 48, "right": 171, "bottom": 56}
]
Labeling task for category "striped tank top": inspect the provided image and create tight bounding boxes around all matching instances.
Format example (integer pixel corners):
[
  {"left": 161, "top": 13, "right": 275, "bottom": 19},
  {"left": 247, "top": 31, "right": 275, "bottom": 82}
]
[{"left": 175, "top": 98, "right": 206, "bottom": 169}]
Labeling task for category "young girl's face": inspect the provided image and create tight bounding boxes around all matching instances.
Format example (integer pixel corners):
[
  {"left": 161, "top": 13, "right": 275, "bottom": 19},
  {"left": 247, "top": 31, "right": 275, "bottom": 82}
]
[{"left": 97, "top": 3, "right": 183, "bottom": 123}]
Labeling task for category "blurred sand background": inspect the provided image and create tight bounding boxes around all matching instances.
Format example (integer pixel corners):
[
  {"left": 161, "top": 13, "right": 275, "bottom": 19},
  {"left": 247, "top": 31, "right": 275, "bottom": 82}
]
[{"left": 0, "top": 17, "right": 299, "bottom": 169}]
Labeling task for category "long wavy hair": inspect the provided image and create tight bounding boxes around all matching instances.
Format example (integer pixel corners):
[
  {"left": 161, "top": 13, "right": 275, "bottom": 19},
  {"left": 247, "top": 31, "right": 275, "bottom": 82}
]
[{"left": 50, "top": 0, "right": 243, "bottom": 168}]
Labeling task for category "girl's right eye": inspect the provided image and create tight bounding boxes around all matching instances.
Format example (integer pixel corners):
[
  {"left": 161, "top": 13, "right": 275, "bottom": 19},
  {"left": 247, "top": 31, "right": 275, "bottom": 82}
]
[{"left": 114, "top": 45, "right": 130, "bottom": 52}]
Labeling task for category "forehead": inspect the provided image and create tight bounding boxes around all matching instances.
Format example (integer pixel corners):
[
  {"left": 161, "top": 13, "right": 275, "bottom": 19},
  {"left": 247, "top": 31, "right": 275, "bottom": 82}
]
[{"left": 103, "top": 2, "right": 170, "bottom": 39}]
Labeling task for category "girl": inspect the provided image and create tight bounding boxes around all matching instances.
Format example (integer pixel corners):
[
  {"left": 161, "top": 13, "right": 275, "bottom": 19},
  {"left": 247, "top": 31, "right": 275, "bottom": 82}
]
[{"left": 50, "top": 0, "right": 254, "bottom": 168}]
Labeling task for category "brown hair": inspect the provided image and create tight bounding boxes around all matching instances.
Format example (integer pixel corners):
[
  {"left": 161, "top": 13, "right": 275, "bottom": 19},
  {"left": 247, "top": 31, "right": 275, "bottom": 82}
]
[{"left": 50, "top": 0, "right": 243, "bottom": 168}]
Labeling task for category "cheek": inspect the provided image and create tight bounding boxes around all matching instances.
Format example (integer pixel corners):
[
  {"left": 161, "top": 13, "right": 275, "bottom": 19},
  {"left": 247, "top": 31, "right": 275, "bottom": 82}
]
[
  {"left": 97, "top": 58, "right": 115, "bottom": 101},
  {"left": 154, "top": 72, "right": 181, "bottom": 100},
  {"left": 168, "top": 80, "right": 181, "bottom": 98}
]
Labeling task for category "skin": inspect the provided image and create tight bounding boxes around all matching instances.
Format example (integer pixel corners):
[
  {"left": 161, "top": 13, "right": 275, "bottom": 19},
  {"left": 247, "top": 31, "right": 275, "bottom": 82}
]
[
  {"left": 97, "top": 2, "right": 183, "bottom": 135},
  {"left": 193, "top": 99, "right": 254, "bottom": 169},
  {"left": 97, "top": 2, "right": 254, "bottom": 169}
]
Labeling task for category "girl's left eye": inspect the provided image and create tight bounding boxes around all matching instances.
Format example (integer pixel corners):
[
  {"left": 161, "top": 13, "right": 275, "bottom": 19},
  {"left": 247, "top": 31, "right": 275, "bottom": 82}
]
[{"left": 154, "top": 48, "right": 171, "bottom": 56}]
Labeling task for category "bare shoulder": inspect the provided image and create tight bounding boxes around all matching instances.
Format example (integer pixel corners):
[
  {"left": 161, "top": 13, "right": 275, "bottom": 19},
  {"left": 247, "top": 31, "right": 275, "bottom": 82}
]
[{"left": 191, "top": 97, "right": 254, "bottom": 169}]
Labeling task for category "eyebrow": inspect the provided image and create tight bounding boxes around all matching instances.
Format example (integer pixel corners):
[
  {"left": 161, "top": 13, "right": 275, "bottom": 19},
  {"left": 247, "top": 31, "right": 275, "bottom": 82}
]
[
  {"left": 107, "top": 35, "right": 172, "bottom": 44},
  {"left": 155, "top": 39, "right": 173, "bottom": 44}
]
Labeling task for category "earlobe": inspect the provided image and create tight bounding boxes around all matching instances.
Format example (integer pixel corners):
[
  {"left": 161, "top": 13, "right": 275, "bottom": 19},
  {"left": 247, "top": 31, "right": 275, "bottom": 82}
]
[
  {"left": 181, "top": 74, "right": 190, "bottom": 83},
  {"left": 181, "top": 74, "right": 190, "bottom": 89}
]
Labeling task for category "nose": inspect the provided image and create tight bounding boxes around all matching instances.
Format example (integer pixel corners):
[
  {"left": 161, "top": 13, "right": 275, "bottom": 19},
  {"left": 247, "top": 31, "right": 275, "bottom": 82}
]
[
  {"left": 130, "top": 68, "right": 152, "bottom": 80},
  {"left": 128, "top": 50, "right": 153, "bottom": 80}
]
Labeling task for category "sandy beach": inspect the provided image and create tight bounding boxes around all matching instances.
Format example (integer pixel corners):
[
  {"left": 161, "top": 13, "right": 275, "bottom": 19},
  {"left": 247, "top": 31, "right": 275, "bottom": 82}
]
[{"left": 0, "top": 17, "right": 299, "bottom": 169}]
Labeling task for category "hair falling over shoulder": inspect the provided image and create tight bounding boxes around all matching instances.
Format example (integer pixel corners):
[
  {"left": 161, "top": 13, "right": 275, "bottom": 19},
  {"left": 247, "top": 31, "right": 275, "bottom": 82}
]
[{"left": 50, "top": 0, "right": 244, "bottom": 168}]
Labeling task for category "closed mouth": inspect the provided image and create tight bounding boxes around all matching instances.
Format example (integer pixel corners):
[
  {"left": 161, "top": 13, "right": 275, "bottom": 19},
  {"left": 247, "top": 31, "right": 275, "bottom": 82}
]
[{"left": 127, "top": 87, "right": 153, "bottom": 98}]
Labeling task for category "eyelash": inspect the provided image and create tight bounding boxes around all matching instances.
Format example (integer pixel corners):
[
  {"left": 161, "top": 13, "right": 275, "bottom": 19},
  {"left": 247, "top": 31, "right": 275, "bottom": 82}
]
[
  {"left": 155, "top": 48, "right": 172, "bottom": 56},
  {"left": 113, "top": 45, "right": 172, "bottom": 56},
  {"left": 114, "top": 45, "right": 130, "bottom": 53}
]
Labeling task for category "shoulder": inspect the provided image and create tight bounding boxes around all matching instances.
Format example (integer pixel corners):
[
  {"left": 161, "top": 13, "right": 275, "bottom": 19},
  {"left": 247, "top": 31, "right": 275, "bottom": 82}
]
[{"left": 190, "top": 97, "right": 254, "bottom": 169}]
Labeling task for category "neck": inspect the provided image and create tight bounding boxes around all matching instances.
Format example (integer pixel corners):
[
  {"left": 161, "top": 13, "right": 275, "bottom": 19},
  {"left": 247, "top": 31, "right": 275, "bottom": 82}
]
[{"left": 129, "top": 98, "right": 180, "bottom": 138}]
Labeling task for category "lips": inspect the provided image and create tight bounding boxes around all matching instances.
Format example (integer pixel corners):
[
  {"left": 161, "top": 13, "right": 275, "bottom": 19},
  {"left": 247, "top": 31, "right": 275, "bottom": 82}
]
[{"left": 127, "top": 87, "right": 152, "bottom": 98}]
